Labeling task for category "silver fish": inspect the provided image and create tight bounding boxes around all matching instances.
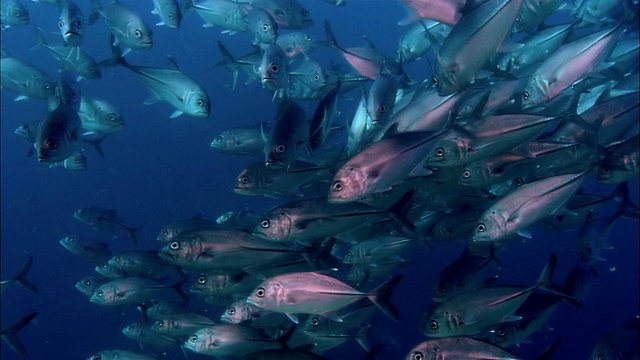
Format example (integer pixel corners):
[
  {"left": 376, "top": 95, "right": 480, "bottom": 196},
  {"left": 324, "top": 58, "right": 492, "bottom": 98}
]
[
  {"left": 59, "top": 235, "right": 111, "bottom": 265},
  {"left": 1, "top": 0, "right": 29, "bottom": 29},
  {"left": 152, "top": 0, "right": 181, "bottom": 28},
  {"left": 1, "top": 52, "right": 55, "bottom": 101},
  {"left": 259, "top": 43, "right": 289, "bottom": 90},
  {"left": 58, "top": 0, "right": 85, "bottom": 47},
  {"left": 249, "top": 0, "right": 313, "bottom": 29},
  {"left": 85, "top": 350, "right": 156, "bottom": 360},
  {"left": 78, "top": 96, "right": 124, "bottom": 134},
  {"left": 31, "top": 27, "right": 101, "bottom": 79},
  {"left": 89, "top": 0, "right": 153, "bottom": 52}
]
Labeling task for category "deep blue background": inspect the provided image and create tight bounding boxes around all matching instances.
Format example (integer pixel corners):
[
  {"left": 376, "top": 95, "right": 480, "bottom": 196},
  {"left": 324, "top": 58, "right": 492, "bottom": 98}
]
[{"left": 1, "top": 1, "right": 638, "bottom": 359}]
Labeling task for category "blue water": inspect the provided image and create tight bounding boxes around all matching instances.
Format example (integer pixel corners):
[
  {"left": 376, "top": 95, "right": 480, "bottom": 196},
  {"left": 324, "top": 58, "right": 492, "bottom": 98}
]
[{"left": 1, "top": 1, "right": 638, "bottom": 359}]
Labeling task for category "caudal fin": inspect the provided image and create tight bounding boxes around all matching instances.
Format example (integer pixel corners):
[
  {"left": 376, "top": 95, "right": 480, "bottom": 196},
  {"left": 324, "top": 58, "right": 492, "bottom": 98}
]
[
  {"left": 1, "top": 312, "right": 38, "bottom": 357},
  {"left": 15, "top": 256, "right": 39, "bottom": 294},
  {"left": 369, "top": 274, "right": 403, "bottom": 322},
  {"left": 537, "top": 254, "right": 574, "bottom": 300}
]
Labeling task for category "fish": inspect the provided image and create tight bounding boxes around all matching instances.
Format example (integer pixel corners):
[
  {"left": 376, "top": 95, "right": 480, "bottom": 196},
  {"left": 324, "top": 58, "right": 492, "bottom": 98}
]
[
  {"left": 89, "top": 277, "right": 189, "bottom": 306},
  {"left": 246, "top": 271, "right": 403, "bottom": 323},
  {"left": 406, "top": 336, "right": 524, "bottom": 360},
  {"left": 151, "top": 0, "right": 181, "bottom": 28},
  {"left": 234, "top": 160, "right": 333, "bottom": 198},
  {"left": 86, "top": 349, "right": 157, "bottom": 360},
  {"left": 211, "top": 122, "right": 269, "bottom": 156},
  {"left": 398, "top": 20, "right": 450, "bottom": 63},
  {"left": 59, "top": 235, "right": 112, "bottom": 265},
  {"left": 1, "top": 51, "right": 56, "bottom": 101},
  {"left": 264, "top": 100, "right": 308, "bottom": 169},
  {"left": 75, "top": 276, "right": 105, "bottom": 297},
  {"left": 0, "top": 256, "right": 39, "bottom": 294},
  {"left": 397, "top": 0, "right": 465, "bottom": 26},
  {"left": 103, "top": 40, "right": 211, "bottom": 119},
  {"left": 215, "top": 40, "right": 263, "bottom": 90},
  {"left": 58, "top": 0, "right": 85, "bottom": 48},
  {"left": 308, "top": 81, "right": 341, "bottom": 153},
  {"left": 276, "top": 32, "right": 322, "bottom": 57},
  {"left": 89, "top": 0, "right": 153, "bottom": 53},
  {"left": 588, "top": 317, "right": 640, "bottom": 360},
  {"left": 1, "top": 312, "right": 38, "bottom": 357},
  {"left": 31, "top": 27, "right": 102, "bottom": 80},
  {"left": 122, "top": 323, "right": 180, "bottom": 350},
  {"left": 78, "top": 96, "right": 124, "bottom": 134},
  {"left": 183, "top": 323, "right": 290, "bottom": 357},
  {"left": 157, "top": 214, "right": 216, "bottom": 242},
  {"left": 186, "top": 0, "right": 250, "bottom": 33},
  {"left": 249, "top": 0, "right": 313, "bottom": 29},
  {"left": 48, "top": 149, "right": 87, "bottom": 170},
  {"left": 432, "top": 0, "right": 523, "bottom": 96},
  {"left": 247, "top": 6, "right": 278, "bottom": 46},
  {"left": 152, "top": 312, "right": 217, "bottom": 337},
  {"left": 34, "top": 98, "right": 82, "bottom": 163},
  {"left": 73, "top": 206, "right": 142, "bottom": 246},
  {"left": 1, "top": 0, "right": 29, "bottom": 29},
  {"left": 259, "top": 43, "right": 289, "bottom": 91}
]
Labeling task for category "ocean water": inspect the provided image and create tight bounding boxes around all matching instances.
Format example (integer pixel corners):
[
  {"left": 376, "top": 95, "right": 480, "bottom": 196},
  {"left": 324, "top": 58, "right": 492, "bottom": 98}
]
[{"left": 1, "top": 1, "right": 638, "bottom": 359}]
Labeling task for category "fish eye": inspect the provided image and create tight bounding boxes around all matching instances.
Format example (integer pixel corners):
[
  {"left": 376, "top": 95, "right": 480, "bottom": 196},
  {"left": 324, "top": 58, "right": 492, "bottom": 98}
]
[
  {"left": 462, "top": 170, "right": 471, "bottom": 178},
  {"left": 311, "top": 317, "right": 319, "bottom": 326},
  {"left": 96, "top": 290, "right": 103, "bottom": 297},
  {"left": 189, "top": 335, "right": 198, "bottom": 343},
  {"left": 431, "top": 76, "right": 438, "bottom": 86},
  {"left": 304, "top": 34, "right": 311, "bottom": 41},
  {"left": 240, "top": 175, "right": 249, "bottom": 184},
  {"left": 429, "top": 320, "right": 438, "bottom": 330},
  {"left": 156, "top": 320, "right": 164, "bottom": 327},
  {"left": 435, "top": 147, "right": 444, "bottom": 157},
  {"left": 45, "top": 138, "right": 59, "bottom": 150},
  {"left": 412, "top": 352, "right": 424, "bottom": 360},
  {"left": 378, "top": 105, "right": 386, "bottom": 113},
  {"left": 135, "top": 29, "right": 142, "bottom": 38},
  {"left": 497, "top": 328, "right": 506, "bottom": 336},
  {"left": 84, "top": 279, "right": 91, "bottom": 285},
  {"left": 170, "top": 241, "right": 180, "bottom": 250},
  {"left": 477, "top": 223, "right": 486, "bottom": 232},
  {"left": 602, "top": 167, "right": 612, "bottom": 174},
  {"left": 114, "top": 256, "right": 120, "bottom": 262},
  {"left": 168, "top": 12, "right": 175, "bottom": 19},
  {"left": 197, "top": 99, "right": 204, "bottom": 107},
  {"left": 74, "top": 156, "right": 82, "bottom": 164},
  {"left": 275, "top": 144, "right": 286, "bottom": 154},
  {"left": 586, "top": 247, "right": 592, "bottom": 255},
  {"left": 91, "top": 356, "right": 101, "bottom": 360},
  {"left": 260, "top": 219, "right": 270, "bottom": 228},
  {"left": 255, "top": 287, "right": 265, "bottom": 298},
  {"left": 58, "top": 20, "right": 64, "bottom": 28},
  {"left": 314, "top": 74, "right": 320, "bottom": 80},
  {"left": 514, "top": 178, "right": 524, "bottom": 186},
  {"left": 127, "top": 325, "right": 135, "bottom": 331},
  {"left": 437, "top": 284, "right": 446, "bottom": 294},
  {"left": 346, "top": 251, "right": 352, "bottom": 258},
  {"left": 262, "top": 24, "right": 269, "bottom": 32},
  {"left": 332, "top": 181, "right": 343, "bottom": 191},
  {"left": 227, "top": 307, "right": 235, "bottom": 315},
  {"left": 522, "top": 91, "right": 530, "bottom": 100},
  {"left": 598, "top": 355, "right": 606, "bottom": 360},
  {"left": 270, "top": 64, "right": 280, "bottom": 73},
  {"left": 302, "top": 9, "right": 310, "bottom": 17},
  {"left": 68, "top": 236, "right": 75, "bottom": 242},
  {"left": 162, "top": 230, "right": 169, "bottom": 236},
  {"left": 198, "top": 275, "right": 206, "bottom": 284}
]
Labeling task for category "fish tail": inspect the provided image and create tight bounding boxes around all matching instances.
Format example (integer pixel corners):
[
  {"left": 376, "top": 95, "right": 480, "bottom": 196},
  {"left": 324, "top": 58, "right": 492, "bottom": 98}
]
[
  {"left": 537, "top": 253, "right": 574, "bottom": 300},
  {"left": 127, "top": 227, "right": 142, "bottom": 247},
  {"left": 2, "top": 312, "right": 38, "bottom": 357},
  {"left": 97, "top": 34, "right": 127, "bottom": 68},
  {"left": 534, "top": 338, "right": 563, "bottom": 360},
  {"left": 88, "top": 0, "right": 102, "bottom": 25},
  {"left": 171, "top": 277, "right": 190, "bottom": 303},
  {"left": 83, "top": 134, "right": 107, "bottom": 159},
  {"left": 215, "top": 41, "right": 240, "bottom": 91},
  {"left": 355, "top": 324, "right": 371, "bottom": 351},
  {"left": 14, "top": 256, "right": 39, "bottom": 294},
  {"left": 368, "top": 274, "right": 403, "bottom": 322},
  {"left": 386, "top": 188, "right": 418, "bottom": 238},
  {"left": 29, "top": 26, "right": 47, "bottom": 51},
  {"left": 323, "top": 20, "right": 341, "bottom": 50},
  {"left": 613, "top": 181, "right": 640, "bottom": 220}
]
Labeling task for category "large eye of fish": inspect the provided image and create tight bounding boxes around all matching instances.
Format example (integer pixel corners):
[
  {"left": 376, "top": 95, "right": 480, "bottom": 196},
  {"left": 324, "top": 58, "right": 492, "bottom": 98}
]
[
  {"left": 262, "top": 24, "right": 269, "bottom": 32},
  {"left": 198, "top": 275, "right": 207, "bottom": 284},
  {"left": 156, "top": 320, "right": 164, "bottom": 327},
  {"left": 275, "top": 144, "right": 286, "bottom": 154},
  {"left": 197, "top": 99, "right": 205, "bottom": 107},
  {"left": 74, "top": 157, "right": 82, "bottom": 164},
  {"left": 260, "top": 219, "right": 270, "bottom": 228},
  {"left": 189, "top": 335, "right": 198, "bottom": 343},
  {"left": 602, "top": 167, "right": 612, "bottom": 174},
  {"left": 311, "top": 317, "right": 319, "bottom": 326},
  {"left": 477, "top": 223, "right": 486, "bottom": 232},
  {"left": 170, "top": 241, "right": 180, "bottom": 250},
  {"left": 91, "top": 356, "right": 101, "bottom": 360},
  {"left": 68, "top": 236, "right": 75, "bottom": 242},
  {"left": 127, "top": 325, "right": 135, "bottom": 331},
  {"left": 522, "top": 91, "right": 530, "bottom": 100},
  {"left": 378, "top": 105, "right": 386, "bottom": 113},
  {"left": 227, "top": 307, "right": 235, "bottom": 315},
  {"left": 314, "top": 74, "right": 320, "bottom": 81},
  {"left": 462, "top": 170, "right": 471, "bottom": 178},
  {"left": 412, "top": 352, "right": 424, "bottom": 360},
  {"left": 96, "top": 290, "right": 103, "bottom": 297},
  {"left": 270, "top": 64, "right": 280, "bottom": 74},
  {"left": 597, "top": 355, "right": 606, "bottom": 360},
  {"left": 45, "top": 138, "right": 58, "bottom": 151},
  {"left": 240, "top": 176, "right": 249, "bottom": 184},
  {"left": 332, "top": 181, "right": 343, "bottom": 192},
  {"left": 497, "top": 328, "right": 506, "bottom": 336},
  {"left": 435, "top": 147, "right": 444, "bottom": 157},
  {"left": 84, "top": 279, "right": 91, "bottom": 285},
  {"left": 168, "top": 12, "right": 175, "bottom": 20},
  {"left": 162, "top": 230, "right": 169, "bottom": 236},
  {"left": 429, "top": 320, "right": 439, "bottom": 330},
  {"left": 58, "top": 20, "right": 64, "bottom": 28},
  {"left": 514, "top": 178, "right": 524, "bottom": 186},
  {"left": 345, "top": 252, "right": 352, "bottom": 258},
  {"left": 135, "top": 29, "right": 142, "bottom": 38},
  {"left": 431, "top": 76, "right": 438, "bottom": 87},
  {"left": 255, "top": 287, "right": 266, "bottom": 298}
]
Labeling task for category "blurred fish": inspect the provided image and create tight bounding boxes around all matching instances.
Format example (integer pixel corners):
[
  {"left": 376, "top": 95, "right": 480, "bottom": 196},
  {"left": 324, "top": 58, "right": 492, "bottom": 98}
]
[
  {"left": 146, "top": 299, "right": 190, "bottom": 320},
  {"left": 250, "top": 0, "right": 313, "bottom": 29},
  {"left": 512, "top": 0, "right": 565, "bottom": 33},
  {"left": 246, "top": 271, "right": 403, "bottom": 323},
  {"left": 397, "top": 20, "right": 449, "bottom": 63},
  {"left": 108, "top": 250, "right": 174, "bottom": 277},
  {"left": 0, "top": 256, "right": 39, "bottom": 294},
  {"left": 152, "top": 312, "right": 217, "bottom": 337},
  {"left": 34, "top": 99, "right": 82, "bottom": 163},
  {"left": 324, "top": 21, "right": 386, "bottom": 80},
  {"left": 75, "top": 275, "right": 105, "bottom": 297},
  {"left": 104, "top": 41, "right": 210, "bottom": 118},
  {"left": 341, "top": 235, "right": 414, "bottom": 266},
  {"left": 31, "top": 27, "right": 102, "bottom": 80},
  {"left": 234, "top": 160, "right": 332, "bottom": 198},
  {"left": 264, "top": 100, "right": 308, "bottom": 169},
  {"left": 406, "top": 336, "right": 524, "bottom": 360},
  {"left": 73, "top": 206, "right": 141, "bottom": 246},
  {"left": 1, "top": 312, "right": 38, "bottom": 357},
  {"left": 58, "top": 0, "right": 85, "bottom": 48},
  {"left": 1, "top": 0, "right": 29, "bottom": 29},
  {"left": 122, "top": 322, "right": 180, "bottom": 350},
  {"left": 151, "top": 0, "right": 181, "bottom": 28},
  {"left": 576, "top": 200, "right": 630, "bottom": 264},
  {"left": 95, "top": 263, "right": 128, "bottom": 279},
  {"left": 247, "top": 6, "right": 277, "bottom": 46},
  {"left": 185, "top": 0, "right": 250, "bottom": 33},
  {"left": 48, "top": 150, "right": 87, "bottom": 170},
  {"left": 1, "top": 51, "right": 55, "bottom": 101},
  {"left": 276, "top": 32, "right": 322, "bottom": 58},
  {"left": 211, "top": 122, "right": 269, "bottom": 156},
  {"left": 86, "top": 349, "right": 157, "bottom": 360},
  {"left": 215, "top": 41, "right": 263, "bottom": 90},
  {"left": 89, "top": 0, "right": 153, "bottom": 53},
  {"left": 183, "top": 323, "right": 290, "bottom": 357},
  {"left": 598, "top": 134, "right": 639, "bottom": 184},
  {"left": 90, "top": 277, "right": 188, "bottom": 306},
  {"left": 308, "top": 80, "right": 341, "bottom": 153},
  {"left": 563, "top": 261, "right": 599, "bottom": 304},
  {"left": 78, "top": 96, "right": 124, "bottom": 134},
  {"left": 397, "top": 0, "right": 465, "bottom": 26},
  {"left": 589, "top": 317, "right": 640, "bottom": 360},
  {"left": 59, "top": 235, "right": 112, "bottom": 265},
  {"left": 157, "top": 214, "right": 216, "bottom": 242}
]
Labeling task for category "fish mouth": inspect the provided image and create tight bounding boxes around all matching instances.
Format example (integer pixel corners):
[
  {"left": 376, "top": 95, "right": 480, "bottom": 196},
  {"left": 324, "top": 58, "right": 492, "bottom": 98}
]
[
  {"left": 64, "top": 30, "right": 80, "bottom": 36},
  {"left": 261, "top": 78, "right": 280, "bottom": 90}
]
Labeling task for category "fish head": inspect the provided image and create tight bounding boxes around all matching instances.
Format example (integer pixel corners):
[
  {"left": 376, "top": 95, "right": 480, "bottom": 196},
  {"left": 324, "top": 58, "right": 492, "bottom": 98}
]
[
  {"left": 152, "top": 318, "right": 171, "bottom": 333},
  {"left": 59, "top": 10, "right": 84, "bottom": 47},
  {"left": 185, "top": 328, "right": 214, "bottom": 353},
  {"left": 220, "top": 302, "right": 250, "bottom": 324},
  {"left": 342, "top": 245, "right": 365, "bottom": 265},
  {"left": 250, "top": 9, "right": 278, "bottom": 46},
  {"left": 64, "top": 151, "right": 87, "bottom": 170},
  {"left": 253, "top": 210, "right": 291, "bottom": 241},
  {"left": 36, "top": 129, "right": 72, "bottom": 164},
  {"left": 185, "top": 90, "right": 210, "bottom": 118},
  {"left": 426, "top": 135, "right": 466, "bottom": 167},
  {"left": 59, "top": 235, "right": 79, "bottom": 250},
  {"left": 328, "top": 166, "right": 367, "bottom": 203},
  {"left": 97, "top": 109, "right": 124, "bottom": 132},
  {"left": 520, "top": 77, "right": 547, "bottom": 110},
  {"left": 6, "top": 2, "right": 29, "bottom": 26},
  {"left": 265, "top": 140, "right": 293, "bottom": 169},
  {"left": 127, "top": 25, "right": 153, "bottom": 50},
  {"left": 260, "top": 44, "right": 288, "bottom": 90},
  {"left": 90, "top": 284, "right": 114, "bottom": 304},
  {"left": 458, "top": 164, "right": 490, "bottom": 187},
  {"left": 432, "top": 59, "right": 461, "bottom": 96},
  {"left": 122, "top": 323, "right": 142, "bottom": 338},
  {"left": 597, "top": 161, "right": 635, "bottom": 184},
  {"left": 157, "top": 225, "right": 178, "bottom": 242},
  {"left": 246, "top": 279, "right": 282, "bottom": 310},
  {"left": 160, "top": 239, "right": 192, "bottom": 263},
  {"left": 471, "top": 211, "right": 507, "bottom": 243},
  {"left": 233, "top": 167, "right": 260, "bottom": 194}
]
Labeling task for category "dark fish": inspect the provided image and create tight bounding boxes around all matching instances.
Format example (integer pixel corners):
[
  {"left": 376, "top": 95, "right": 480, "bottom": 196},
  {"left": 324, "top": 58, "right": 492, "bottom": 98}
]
[
  {"left": 0, "top": 256, "right": 39, "bottom": 294},
  {"left": 0, "top": 312, "right": 38, "bottom": 357},
  {"left": 73, "top": 207, "right": 142, "bottom": 246}
]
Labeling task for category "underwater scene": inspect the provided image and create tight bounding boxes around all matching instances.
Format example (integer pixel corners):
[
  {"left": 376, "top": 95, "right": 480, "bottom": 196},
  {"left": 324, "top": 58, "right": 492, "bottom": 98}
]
[{"left": 1, "top": 0, "right": 639, "bottom": 359}]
